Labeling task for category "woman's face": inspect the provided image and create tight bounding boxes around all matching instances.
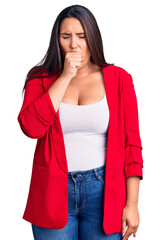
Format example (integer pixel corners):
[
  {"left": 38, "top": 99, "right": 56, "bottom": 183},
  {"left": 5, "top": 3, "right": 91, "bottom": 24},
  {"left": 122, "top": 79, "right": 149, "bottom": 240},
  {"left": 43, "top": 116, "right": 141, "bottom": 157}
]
[{"left": 59, "top": 17, "right": 91, "bottom": 62}]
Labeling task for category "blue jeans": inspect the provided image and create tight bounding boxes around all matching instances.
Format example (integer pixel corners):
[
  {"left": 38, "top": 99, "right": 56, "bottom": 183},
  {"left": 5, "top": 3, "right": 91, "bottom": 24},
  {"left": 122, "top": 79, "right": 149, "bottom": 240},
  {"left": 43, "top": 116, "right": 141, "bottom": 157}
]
[{"left": 31, "top": 165, "right": 122, "bottom": 240}]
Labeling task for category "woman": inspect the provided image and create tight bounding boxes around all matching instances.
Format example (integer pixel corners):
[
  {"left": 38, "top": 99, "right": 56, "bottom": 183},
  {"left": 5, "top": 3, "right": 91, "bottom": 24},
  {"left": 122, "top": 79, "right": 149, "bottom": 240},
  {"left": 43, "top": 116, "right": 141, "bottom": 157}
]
[{"left": 17, "top": 4, "right": 144, "bottom": 240}]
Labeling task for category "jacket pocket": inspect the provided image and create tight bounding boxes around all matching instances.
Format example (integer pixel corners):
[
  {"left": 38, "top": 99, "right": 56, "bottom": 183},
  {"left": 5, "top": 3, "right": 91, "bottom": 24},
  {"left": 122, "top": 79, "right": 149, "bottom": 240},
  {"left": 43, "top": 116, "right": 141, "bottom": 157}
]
[
  {"left": 109, "top": 172, "right": 126, "bottom": 209},
  {"left": 33, "top": 136, "right": 51, "bottom": 167}
]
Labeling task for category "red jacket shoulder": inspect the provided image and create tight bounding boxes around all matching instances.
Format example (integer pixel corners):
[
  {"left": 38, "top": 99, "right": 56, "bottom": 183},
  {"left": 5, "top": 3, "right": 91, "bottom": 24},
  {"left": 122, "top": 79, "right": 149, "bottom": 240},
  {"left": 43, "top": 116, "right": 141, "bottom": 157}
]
[
  {"left": 103, "top": 65, "right": 130, "bottom": 76},
  {"left": 113, "top": 65, "right": 131, "bottom": 77}
]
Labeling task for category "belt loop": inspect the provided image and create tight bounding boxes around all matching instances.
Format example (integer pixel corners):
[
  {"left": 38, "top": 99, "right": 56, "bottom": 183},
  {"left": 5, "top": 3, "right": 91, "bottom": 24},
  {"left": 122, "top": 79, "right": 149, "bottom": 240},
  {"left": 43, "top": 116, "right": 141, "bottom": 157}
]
[{"left": 94, "top": 168, "right": 98, "bottom": 177}]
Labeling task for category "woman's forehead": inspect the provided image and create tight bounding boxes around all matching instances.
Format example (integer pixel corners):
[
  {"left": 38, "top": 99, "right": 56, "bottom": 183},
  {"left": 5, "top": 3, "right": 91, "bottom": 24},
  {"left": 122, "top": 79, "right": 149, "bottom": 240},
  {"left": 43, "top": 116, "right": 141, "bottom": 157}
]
[{"left": 60, "top": 18, "right": 84, "bottom": 33}]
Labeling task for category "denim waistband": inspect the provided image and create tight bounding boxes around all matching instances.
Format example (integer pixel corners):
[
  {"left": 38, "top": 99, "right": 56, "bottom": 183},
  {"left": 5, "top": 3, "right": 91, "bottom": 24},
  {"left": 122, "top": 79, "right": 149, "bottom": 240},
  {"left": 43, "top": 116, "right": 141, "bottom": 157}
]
[{"left": 68, "top": 164, "right": 105, "bottom": 180}]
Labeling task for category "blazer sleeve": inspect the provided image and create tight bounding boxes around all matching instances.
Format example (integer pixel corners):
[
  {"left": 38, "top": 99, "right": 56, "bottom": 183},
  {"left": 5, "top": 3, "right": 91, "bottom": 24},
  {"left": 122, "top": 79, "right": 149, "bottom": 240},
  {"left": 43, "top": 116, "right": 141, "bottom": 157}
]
[
  {"left": 124, "top": 73, "right": 144, "bottom": 180},
  {"left": 17, "top": 77, "right": 58, "bottom": 139}
]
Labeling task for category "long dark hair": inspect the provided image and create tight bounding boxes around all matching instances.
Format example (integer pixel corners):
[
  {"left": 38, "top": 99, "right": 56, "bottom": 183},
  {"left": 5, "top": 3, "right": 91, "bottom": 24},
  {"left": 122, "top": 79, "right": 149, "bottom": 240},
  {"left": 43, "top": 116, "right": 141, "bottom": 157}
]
[{"left": 22, "top": 4, "right": 114, "bottom": 94}]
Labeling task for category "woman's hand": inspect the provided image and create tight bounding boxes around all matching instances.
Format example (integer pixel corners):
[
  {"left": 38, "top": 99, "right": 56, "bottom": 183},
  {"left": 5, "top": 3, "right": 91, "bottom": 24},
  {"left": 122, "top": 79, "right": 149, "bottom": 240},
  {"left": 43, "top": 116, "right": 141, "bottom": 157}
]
[
  {"left": 121, "top": 204, "right": 140, "bottom": 240},
  {"left": 61, "top": 52, "right": 85, "bottom": 80}
]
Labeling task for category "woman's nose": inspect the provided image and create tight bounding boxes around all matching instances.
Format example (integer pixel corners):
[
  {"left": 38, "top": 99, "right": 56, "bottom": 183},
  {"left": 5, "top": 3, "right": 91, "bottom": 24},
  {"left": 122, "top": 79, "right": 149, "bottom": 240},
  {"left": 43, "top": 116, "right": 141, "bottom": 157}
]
[{"left": 70, "top": 36, "right": 77, "bottom": 48}]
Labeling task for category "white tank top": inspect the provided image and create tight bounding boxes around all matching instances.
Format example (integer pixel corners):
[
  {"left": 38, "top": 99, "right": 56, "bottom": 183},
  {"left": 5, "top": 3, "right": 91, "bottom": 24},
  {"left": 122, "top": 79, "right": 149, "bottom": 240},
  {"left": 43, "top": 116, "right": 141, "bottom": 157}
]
[{"left": 59, "top": 91, "right": 109, "bottom": 172}]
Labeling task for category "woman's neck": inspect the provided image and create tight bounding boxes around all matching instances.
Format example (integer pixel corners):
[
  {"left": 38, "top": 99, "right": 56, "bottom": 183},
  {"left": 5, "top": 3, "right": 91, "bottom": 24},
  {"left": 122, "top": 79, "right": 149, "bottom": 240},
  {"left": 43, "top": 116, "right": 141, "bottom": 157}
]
[{"left": 74, "top": 61, "right": 99, "bottom": 79}]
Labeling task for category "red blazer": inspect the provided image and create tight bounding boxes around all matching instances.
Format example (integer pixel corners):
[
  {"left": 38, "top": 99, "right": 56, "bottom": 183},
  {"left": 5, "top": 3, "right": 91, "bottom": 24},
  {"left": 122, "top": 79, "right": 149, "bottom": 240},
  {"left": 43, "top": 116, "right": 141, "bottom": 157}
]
[{"left": 17, "top": 65, "right": 144, "bottom": 235}]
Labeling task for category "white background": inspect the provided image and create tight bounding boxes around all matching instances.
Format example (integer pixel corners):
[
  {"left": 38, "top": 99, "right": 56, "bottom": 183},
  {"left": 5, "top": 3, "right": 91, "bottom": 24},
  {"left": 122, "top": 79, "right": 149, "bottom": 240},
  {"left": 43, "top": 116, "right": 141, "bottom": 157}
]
[{"left": 1, "top": 0, "right": 160, "bottom": 239}]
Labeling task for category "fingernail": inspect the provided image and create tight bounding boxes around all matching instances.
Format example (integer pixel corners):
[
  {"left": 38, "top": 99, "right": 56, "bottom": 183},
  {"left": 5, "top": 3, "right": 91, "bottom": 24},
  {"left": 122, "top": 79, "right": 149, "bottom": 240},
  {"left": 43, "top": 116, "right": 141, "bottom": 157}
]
[
  {"left": 121, "top": 231, "right": 124, "bottom": 235},
  {"left": 134, "top": 234, "right": 136, "bottom": 237}
]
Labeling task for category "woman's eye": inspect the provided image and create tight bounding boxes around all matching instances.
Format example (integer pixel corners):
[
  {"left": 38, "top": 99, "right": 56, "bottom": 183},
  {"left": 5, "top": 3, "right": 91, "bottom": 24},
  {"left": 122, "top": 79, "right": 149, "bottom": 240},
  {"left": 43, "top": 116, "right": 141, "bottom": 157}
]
[{"left": 62, "top": 36, "right": 85, "bottom": 39}]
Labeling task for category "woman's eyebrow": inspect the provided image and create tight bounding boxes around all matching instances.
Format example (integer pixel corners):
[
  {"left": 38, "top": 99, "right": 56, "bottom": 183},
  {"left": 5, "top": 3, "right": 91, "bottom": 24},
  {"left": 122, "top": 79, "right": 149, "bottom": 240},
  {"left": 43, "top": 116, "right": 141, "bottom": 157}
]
[{"left": 60, "top": 32, "right": 85, "bottom": 35}]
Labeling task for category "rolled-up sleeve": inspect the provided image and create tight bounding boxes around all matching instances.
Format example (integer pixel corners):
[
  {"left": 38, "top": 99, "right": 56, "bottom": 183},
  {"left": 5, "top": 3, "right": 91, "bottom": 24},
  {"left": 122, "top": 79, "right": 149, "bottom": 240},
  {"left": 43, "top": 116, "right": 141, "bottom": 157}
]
[
  {"left": 124, "top": 73, "right": 144, "bottom": 180},
  {"left": 17, "top": 77, "right": 58, "bottom": 139}
]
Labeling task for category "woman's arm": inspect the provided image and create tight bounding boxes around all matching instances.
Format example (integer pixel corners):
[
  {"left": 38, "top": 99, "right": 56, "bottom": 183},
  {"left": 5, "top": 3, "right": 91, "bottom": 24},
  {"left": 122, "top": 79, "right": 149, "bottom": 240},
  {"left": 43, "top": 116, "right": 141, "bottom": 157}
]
[
  {"left": 17, "top": 74, "right": 70, "bottom": 139},
  {"left": 121, "top": 72, "right": 144, "bottom": 240},
  {"left": 125, "top": 176, "right": 140, "bottom": 206},
  {"left": 48, "top": 74, "right": 71, "bottom": 113},
  {"left": 124, "top": 73, "right": 144, "bottom": 179},
  {"left": 122, "top": 177, "right": 140, "bottom": 240}
]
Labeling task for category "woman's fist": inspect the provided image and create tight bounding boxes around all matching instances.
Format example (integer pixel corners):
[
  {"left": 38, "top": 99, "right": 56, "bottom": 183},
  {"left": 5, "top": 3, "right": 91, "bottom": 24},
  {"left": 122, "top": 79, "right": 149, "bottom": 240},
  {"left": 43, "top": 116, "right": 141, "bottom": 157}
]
[{"left": 61, "top": 52, "right": 85, "bottom": 79}]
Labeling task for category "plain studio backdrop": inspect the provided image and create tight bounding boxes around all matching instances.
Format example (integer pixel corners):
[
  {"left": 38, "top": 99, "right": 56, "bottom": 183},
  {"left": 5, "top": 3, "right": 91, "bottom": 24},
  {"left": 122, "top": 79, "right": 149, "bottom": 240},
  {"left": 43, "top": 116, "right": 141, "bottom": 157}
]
[{"left": 0, "top": 0, "right": 160, "bottom": 239}]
